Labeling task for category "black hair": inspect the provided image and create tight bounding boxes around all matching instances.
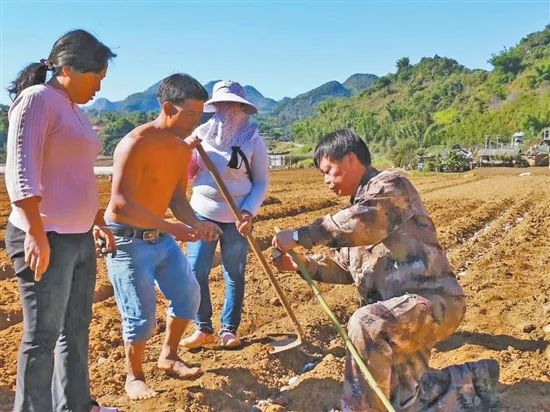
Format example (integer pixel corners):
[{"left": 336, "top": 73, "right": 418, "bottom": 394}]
[
  {"left": 313, "top": 129, "right": 371, "bottom": 168},
  {"left": 8, "top": 29, "right": 116, "bottom": 100},
  {"left": 156, "top": 73, "right": 208, "bottom": 105}
]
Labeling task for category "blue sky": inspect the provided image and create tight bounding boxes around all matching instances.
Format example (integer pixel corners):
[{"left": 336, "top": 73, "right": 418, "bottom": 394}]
[{"left": 1, "top": 0, "right": 548, "bottom": 105}]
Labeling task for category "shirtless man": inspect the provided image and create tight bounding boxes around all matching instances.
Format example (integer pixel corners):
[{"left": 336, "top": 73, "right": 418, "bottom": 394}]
[{"left": 104, "top": 74, "right": 221, "bottom": 400}]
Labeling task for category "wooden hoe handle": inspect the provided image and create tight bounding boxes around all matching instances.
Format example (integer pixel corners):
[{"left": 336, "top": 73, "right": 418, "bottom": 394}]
[{"left": 196, "top": 144, "right": 304, "bottom": 341}]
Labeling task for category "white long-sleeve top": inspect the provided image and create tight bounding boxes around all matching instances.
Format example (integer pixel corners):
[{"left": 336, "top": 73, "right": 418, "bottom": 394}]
[
  {"left": 189, "top": 129, "right": 269, "bottom": 223},
  {"left": 5, "top": 84, "right": 101, "bottom": 233}
]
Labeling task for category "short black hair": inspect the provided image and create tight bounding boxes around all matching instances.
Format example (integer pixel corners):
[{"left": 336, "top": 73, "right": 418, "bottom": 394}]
[
  {"left": 156, "top": 73, "right": 208, "bottom": 105},
  {"left": 313, "top": 129, "right": 371, "bottom": 168}
]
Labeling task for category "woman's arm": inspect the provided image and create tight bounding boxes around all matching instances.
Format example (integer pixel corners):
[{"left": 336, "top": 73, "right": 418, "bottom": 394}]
[
  {"left": 12, "top": 197, "right": 50, "bottom": 280},
  {"left": 239, "top": 134, "right": 269, "bottom": 216},
  {"left": 5, "top": 91, "right": 51, "bottom": 279}
]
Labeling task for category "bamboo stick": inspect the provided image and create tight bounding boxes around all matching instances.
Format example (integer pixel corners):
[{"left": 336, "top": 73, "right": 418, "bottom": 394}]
[{"left": 275, "top": 228, "right": 396, "bottom": 412}]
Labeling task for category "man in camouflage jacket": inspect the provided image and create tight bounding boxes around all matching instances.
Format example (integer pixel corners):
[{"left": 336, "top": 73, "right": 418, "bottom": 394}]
[{"left": 273, "top": 130, "right": 499, "bottom": 412}]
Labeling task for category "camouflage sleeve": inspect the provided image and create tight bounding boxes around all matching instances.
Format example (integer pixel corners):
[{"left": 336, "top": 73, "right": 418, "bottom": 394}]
[
  {"left": 304, "top": 248, "right": 354, "bottom": 284},
  {"left": 297, "top": 176, "right": 413, "bottom": 249}
]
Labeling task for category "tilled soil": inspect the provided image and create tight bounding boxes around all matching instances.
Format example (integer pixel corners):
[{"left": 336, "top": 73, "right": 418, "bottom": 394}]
[{"left": 0, "top": 168, "right": 549, "bottom": 412}]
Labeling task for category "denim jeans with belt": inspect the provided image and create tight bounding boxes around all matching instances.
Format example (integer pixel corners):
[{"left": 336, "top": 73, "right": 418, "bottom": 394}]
[
  {"left": 105, "top": 221, "right": 200, "bottom": 343},
  {"left": 186, "top": 216, "right": 249, "bottom": 334},
  {"left": 5, "top": 222, "right": 97, "bottom": 412}
]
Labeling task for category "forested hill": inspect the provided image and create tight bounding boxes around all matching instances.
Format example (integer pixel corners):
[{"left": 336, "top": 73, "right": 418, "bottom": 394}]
[
  {"left": 290, "top": 25, "right": 550, "bottom": 158},
  {"left": 271, "top": 74, "right": 378, "bottom": 123}
]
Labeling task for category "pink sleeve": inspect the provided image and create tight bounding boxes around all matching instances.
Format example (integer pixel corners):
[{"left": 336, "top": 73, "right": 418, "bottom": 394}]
[{"left": 5, "top": 92, "right": 50, "bottom": 203}]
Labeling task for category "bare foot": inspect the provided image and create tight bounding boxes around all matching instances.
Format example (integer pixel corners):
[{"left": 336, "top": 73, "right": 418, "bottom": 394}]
[
  {"left": 125, "top": 378, "right": 157, "bottom": 400},
  {"left": 158, "top": 356, "right": 201, "bottom": 379}
]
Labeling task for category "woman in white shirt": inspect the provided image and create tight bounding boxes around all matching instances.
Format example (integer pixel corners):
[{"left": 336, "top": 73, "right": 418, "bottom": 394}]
[
  {"left": 181, "top": 80, "right": 269, "bottom": 349},
  {"left": 5, "top": 29, "right": 117, "bottom": 412}
]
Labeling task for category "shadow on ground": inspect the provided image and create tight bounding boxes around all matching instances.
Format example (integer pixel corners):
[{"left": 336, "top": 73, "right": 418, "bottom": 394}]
[{"left": 436, "top": 332, "right": 547, "bottom": 352}]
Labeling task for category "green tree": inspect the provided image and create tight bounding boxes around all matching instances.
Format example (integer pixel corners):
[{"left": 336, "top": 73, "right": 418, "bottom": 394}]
[
  {"left": 101, "top": 117, "right": 136, "bottom": 155},
  {"left": 0, "top": 104, "right": 9, "bottom": 162},
  {"left": 489, "top": 47, "right": 524, "bottom": 76},
  {"left": 527, "top": 62, "right": 550, "bottom": 88},
  {"left": 396, "top": 57, "right": 410, "bottom": 72},
  {"left": 0, "top": 104, "right": 8, "bottom": 136},
  {"left": 387, "top": 138, "right": 420, "bottom": 168},
  {"left": 374, "top": 76, "right": 391, "bottom": 90}
]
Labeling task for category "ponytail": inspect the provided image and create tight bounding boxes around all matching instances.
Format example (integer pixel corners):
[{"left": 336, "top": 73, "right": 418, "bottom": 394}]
[
  {"left": 7, "top": 29, "right": 115, "bottom": 101},
  {"left": 7, "top": 61, "right": 52, "bottom": 100}
]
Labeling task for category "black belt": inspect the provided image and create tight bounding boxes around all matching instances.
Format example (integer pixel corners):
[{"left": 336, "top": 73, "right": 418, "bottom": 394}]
[{"left": 109, "top": 225, "right": 165, "bottom": 242}]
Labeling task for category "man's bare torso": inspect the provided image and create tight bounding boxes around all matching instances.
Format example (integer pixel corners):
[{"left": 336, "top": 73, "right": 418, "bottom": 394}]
[{"left": 105, "top": 124, "right": 191, "bottom": 226}]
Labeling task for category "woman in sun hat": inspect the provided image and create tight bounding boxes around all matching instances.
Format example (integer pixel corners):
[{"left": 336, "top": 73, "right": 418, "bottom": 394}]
[{"left": 181, "top": 80, "right": 269, "bottom": 348}]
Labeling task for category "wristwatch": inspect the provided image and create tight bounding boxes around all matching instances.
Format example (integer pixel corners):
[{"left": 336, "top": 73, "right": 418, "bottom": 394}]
[{"left": 292, "top": 230, "right": 300, "bottom": 243}]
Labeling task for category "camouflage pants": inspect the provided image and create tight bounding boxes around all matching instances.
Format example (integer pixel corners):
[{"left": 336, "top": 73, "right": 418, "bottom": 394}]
[{"left": 342, "top": 293, "right": 499, "bottom": 412}]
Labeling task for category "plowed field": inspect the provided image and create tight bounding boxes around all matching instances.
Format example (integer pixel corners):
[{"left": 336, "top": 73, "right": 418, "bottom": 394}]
[{"left": 0, "top": 167, "right": 549, "bottom": 411}]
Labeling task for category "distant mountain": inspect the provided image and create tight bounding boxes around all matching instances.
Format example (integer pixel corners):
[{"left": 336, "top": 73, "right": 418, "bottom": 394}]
[
  {"left": 242, "top": 85, "right": 278, "bottom": 113},
  {"left": 277, "top": 97, "right": 292, "bottom": 106},
  {"left": 203, "top": 80, "right": 219, "bottom": 96},
  {"left": 343, "top": 73, "right": 379, "bottom": 94},
  {"left": 202, "top": 80, "right": 276, "bottom": 111},
  {"left": 89, "top": 97, "right": 117, "bottom": 112},
  {"left": 272, "top": 80, "right": 351, "bottom": 123},
  {"left": 87, "top": 72, "right": 378, "bottom": 119},
  {"left": 117, "top": 82, "right": 161, "bottom": 112},
  {"left": 269, "top": 73, "right": 378, "bottom": 124},
  {"left": 88, "top": 80, "right": 278, "bottom": 114}
]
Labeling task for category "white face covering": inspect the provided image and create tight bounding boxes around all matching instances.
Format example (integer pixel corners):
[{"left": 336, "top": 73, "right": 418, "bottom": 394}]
[{"left": 195, "top": 103, "right": 257, "bottom": 150}]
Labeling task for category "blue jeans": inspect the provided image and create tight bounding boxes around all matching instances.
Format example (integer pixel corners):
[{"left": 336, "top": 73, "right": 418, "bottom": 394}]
[
  {"left": 5, "top": 222, "right": 97, "bottom": 412},
  {"left": 186, "top": 217, "right": 249, "bottom": 334},
  {"left": 106, "top": 222, "right": 200, "bottom": 343}
]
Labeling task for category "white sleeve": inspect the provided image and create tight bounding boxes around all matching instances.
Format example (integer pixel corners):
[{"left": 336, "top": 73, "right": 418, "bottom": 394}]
[{"left": 240, "top": 134, "right": 269, "bottom": 215}]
